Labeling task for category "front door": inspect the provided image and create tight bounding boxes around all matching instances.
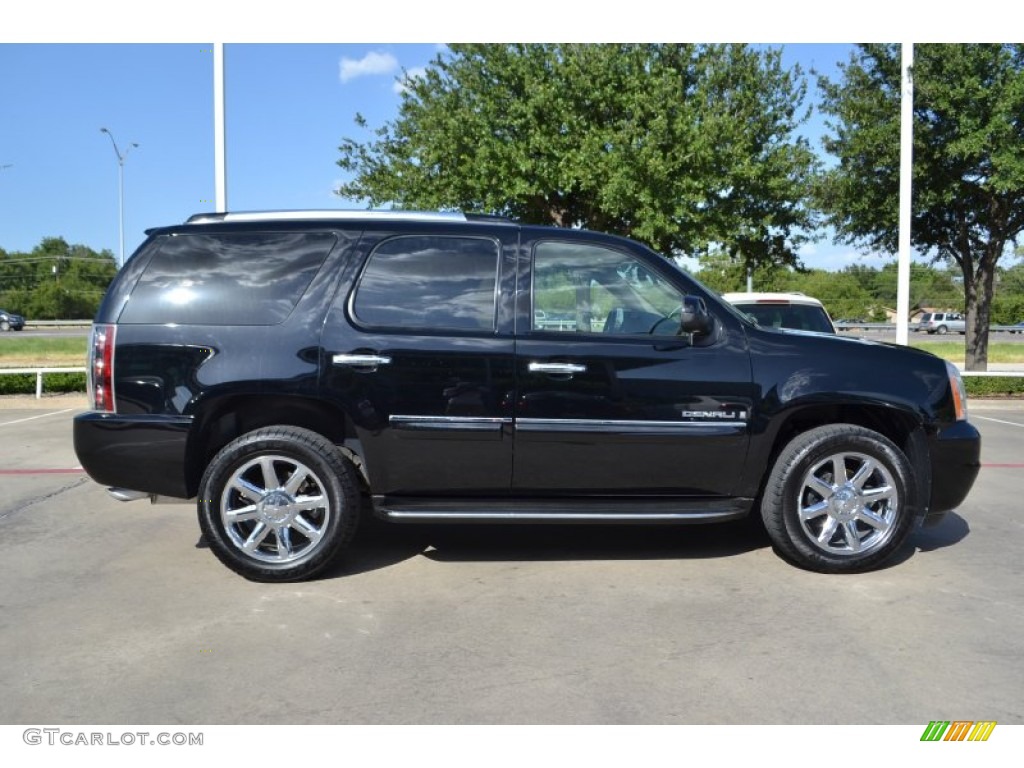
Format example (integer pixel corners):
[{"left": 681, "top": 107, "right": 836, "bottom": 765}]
[{"left": 513, "top": 238, "right": 753, "bottom": 498}]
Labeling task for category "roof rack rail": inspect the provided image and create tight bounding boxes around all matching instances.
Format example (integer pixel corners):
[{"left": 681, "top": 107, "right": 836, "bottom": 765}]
[
  {"left": 185, "top": 210, "right": 473, "bottom": 225},
  {"left": 463, "top": 213, "right": 517, "bottom": 223}
]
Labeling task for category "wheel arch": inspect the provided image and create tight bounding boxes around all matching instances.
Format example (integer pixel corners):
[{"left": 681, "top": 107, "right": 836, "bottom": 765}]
[
  {"left": 749, "top": 402, "right": 931, "bottom": 517},
  {"left": 185, "top": 394, "right": 364, "bottom": 498}
]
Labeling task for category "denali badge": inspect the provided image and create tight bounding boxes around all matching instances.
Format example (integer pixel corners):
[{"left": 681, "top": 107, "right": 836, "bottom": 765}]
[{"left": 680, "top": 410, "right": 748, "bottom": 420}]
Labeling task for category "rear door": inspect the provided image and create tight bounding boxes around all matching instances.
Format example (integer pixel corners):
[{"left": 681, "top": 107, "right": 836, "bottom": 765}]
[
  {"left": 320, "top": 226, "right": 517, "bottom": 497},
  {"left": 512, "top": 236, "right": 754, "bottom": 498}
]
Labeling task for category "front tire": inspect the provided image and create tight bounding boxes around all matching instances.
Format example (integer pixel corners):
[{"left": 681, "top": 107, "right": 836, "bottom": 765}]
[
  {"left": 198, "top": 426, "right": 359, "bottom": 581},
  {"left": 936, "top": 325, "right": 948, "bottom": 335},
  {"left": 0, "top": 320, "right": 10, "bottom": 332},
  {"left": 761, "top": 424, "right": 917, "bottom": 573}
]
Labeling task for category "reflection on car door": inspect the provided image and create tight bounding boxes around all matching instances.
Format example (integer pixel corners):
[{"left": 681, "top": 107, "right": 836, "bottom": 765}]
[
  {"left": 512, "top": 238, "right": 754, "bottom": 498},
  {"left": 320, "top": 228, "right": 517, "bottom": 497}
]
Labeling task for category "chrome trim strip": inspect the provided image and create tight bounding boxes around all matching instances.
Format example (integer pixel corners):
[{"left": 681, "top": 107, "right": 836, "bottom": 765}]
[
  {"left": 387, "top": 416, "right": 743, "bottom": 433},
  {"left": 389, "top": 415, "right": 512, "bottom": 432},
  {"left": 516, "top": 418, "right": 747, "bottom": 431}
]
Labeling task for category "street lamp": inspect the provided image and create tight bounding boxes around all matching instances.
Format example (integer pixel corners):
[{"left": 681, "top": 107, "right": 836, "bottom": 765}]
[{"left": 100, "top": 128, "right": 139, "bottom": 269}]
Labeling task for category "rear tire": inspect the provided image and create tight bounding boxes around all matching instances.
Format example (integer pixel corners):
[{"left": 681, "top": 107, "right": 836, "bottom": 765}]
[
  {"left": 761, "top": 424, "right": 917, "bottom": 573},
  {"left": 197, "top": 426, "right": 359, "bottom": 582}
]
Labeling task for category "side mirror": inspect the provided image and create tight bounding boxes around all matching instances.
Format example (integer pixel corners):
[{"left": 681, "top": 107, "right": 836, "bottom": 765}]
[{"left": 680, "top": 295, "right": 712, "bottom": 336}]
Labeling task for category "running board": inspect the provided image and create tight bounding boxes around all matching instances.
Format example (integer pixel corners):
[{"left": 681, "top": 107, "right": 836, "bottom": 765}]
[{"left": 374, "top": 497, "right": 752, "bottom": 524}]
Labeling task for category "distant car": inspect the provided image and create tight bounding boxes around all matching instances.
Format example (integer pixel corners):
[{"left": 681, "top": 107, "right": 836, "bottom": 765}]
[
  {"left": 721, "top": 292, "right": 836, "bottom": 334},
  {"left": 1010, "top": 321, "right": 1024, "bottom": 335},
  {"left": 0, "top": 309, "right": 25, "bottom": 332},
  {"left": 917, "top": 312, "right": 965, "bottom": 335}
]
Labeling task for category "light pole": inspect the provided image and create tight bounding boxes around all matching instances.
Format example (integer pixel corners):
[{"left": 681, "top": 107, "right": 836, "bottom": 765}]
[{"left": 100, "top": 128, "right": 139, "bottom": 269}]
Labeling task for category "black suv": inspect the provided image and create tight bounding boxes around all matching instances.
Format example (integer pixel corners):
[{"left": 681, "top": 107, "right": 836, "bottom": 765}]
[{"left": 73, "top": 211, "right": 981, "bottom": 581}]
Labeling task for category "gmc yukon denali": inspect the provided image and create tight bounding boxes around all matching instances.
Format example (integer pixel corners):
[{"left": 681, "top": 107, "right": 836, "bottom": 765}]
[{"left": 73, "top": 211, "right": 981, "bottom": 581}]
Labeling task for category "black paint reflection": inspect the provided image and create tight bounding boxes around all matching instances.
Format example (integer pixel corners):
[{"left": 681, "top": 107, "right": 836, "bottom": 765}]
[
  {"left": 120, "top": 232, "right": 336, "bottom": 326},
  {"left": 352, "top": 236, "right": 499, "bottom": 332}
]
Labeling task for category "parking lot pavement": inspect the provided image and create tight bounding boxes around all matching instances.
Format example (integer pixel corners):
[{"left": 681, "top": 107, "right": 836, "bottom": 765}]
[{"left": 0, "top": 405, "right": 1022, "bottom": 725}]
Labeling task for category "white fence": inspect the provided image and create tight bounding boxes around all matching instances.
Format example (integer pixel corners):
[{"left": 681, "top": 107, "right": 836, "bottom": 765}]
[
  {"left": 0, "top": 363, "right": 1018, "bottom": 404},
  {"left": 0, "top": 367, "right": 87, "bottom": 398}
]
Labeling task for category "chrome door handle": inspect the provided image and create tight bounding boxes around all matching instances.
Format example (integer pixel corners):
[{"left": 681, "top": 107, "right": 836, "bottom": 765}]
[
  {"left": 528, "top": 362, "right": 587, "bottom": 375},
  {"left": 333, "top": 353, "right": 392, "bottom": 369}
]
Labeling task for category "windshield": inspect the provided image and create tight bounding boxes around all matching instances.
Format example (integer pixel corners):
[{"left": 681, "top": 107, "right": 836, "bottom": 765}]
[{"left": 730, "top": 303, "right": 835, "bottom": 334}]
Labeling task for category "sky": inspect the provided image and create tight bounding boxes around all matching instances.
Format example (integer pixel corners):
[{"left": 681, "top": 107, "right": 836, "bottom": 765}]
[
  {"left": 1, "top": 2, "right": 1005, "bottom": 273},
  {"left": 1, "top": 42, "right": 877, "bottom": 272}
]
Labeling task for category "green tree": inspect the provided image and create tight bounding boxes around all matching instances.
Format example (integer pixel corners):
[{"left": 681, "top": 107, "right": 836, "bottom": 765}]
[
  {"left": 992, "top": 261, "right": 1024, "bottom": 324},
  {"left": 0, "top": 237, "right": 116, "bottom": 320},
  {"left": 816, "top": 44, "right": 1024, "bottom": 370},
  {"left": 693, "top": 251, "right": 795, "bottom": 294},
  {"left": 338, "top": 43, "right": 818, "bottom": 271}
]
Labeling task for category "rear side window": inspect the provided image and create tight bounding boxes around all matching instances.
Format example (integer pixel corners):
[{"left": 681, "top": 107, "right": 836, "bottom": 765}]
[
  {"left": 119, "top": 232, "right": 335, "bottom": 325},
  {"left": 351, "top": 236, "right": 499, "bottom": 332}
]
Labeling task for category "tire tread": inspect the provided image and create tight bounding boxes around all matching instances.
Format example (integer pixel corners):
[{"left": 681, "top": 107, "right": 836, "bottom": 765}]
[
  {"left": 761, "top": 423, "right": 916, "bottom": 573},
  {"left": 197, "top": 425, "right": 359, "bottom": 582}
]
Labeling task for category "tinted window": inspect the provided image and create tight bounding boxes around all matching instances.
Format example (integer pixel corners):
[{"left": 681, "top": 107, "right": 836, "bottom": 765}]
[
  {"left": 733, "top": 303, "right": 834, "bottom": 334},
  {"left": 119, "top": 232, "right": 335, "bottom": 325},
  {"left": 352, "top": 236, "right": 499, "bottom": 332},
  {"left": 532, "top": 242, "right": 683, "bottom": 336}
]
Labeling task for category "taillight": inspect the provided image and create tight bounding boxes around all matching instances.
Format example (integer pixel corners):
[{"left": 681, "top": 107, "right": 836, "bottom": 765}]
[{"left": 89, "top": 324, "right": 116, "bottom": 412}]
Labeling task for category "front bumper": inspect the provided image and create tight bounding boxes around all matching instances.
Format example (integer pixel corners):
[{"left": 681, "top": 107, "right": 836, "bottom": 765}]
[
  {"left": 928, "top": 420, "right": 982, "bottom": 514},
  {"left": 73, "top": 412, "right": 193, "bottom": 498}
]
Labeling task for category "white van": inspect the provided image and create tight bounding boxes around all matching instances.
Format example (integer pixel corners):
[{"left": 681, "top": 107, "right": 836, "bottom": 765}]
[{"left": 722, "top": 292, "right": 836, "bottom": 334}]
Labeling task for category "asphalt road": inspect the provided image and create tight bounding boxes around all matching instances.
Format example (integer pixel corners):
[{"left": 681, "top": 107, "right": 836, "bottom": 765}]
[{"left": 1, "top": 402, "right": 1022, "bottom": 725}]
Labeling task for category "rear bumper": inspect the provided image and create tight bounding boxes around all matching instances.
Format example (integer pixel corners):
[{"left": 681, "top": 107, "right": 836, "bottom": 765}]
[
  {"left": 73, "top": 412, "right": 193, "bottom": 498},
  {"left": 928, "top": 420, "right": 981, "bottom": 514}
]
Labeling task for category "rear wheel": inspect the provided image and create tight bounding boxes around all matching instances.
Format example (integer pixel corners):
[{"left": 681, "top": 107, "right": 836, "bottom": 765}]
[
  {"left": 936, "top": 325, "right": 948, "bottom": 335},
  {"left": 761, "top": 424, "right": 917, "bottom": 573},
  {"left": 0, "top": 320, "right": 10, "bottom": 332},
  {"left": 198, "top": 426, "right": 359, "bottom": 581}
]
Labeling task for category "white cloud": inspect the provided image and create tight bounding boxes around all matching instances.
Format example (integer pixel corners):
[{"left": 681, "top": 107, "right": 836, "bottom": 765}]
[
  {"left": 339, "top": 51, "right": 398, "bottom": 84},
  {"left": 392, "top": 66, "right": 427, "bottom": 95}
]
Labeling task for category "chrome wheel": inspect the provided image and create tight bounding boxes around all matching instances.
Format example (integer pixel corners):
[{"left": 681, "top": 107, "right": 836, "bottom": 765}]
[
  {"left": 796, "top": 451, "right": 898, "bottom": 557},
  {"left": 220, "top": 454, "right": 332, "bottom": 565}
]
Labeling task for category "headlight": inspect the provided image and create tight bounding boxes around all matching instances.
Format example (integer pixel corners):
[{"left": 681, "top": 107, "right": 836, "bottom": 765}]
[{"left": 945, "top": 360, "right": 968, "bottom": 421}]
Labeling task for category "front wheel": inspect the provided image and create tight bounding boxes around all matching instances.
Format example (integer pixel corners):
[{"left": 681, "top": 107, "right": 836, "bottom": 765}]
[
  {"left": 0, "top": 320, "right": 9, "bottom": 332},
  {"left": 936, "top": 325, "right": 948, "bottom": 335},
  {"left": 761, "top": 424, "right": 917, "bottom": 573},
  {"left": 198, "top": 426, "right": 360, "bottom": 581}
]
